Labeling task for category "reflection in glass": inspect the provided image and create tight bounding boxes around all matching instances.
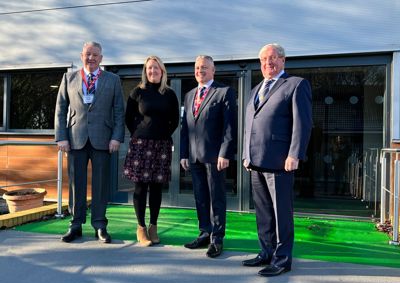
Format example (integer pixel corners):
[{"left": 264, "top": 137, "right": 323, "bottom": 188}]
[
  {"left": 252, "top": 65, "right": 385, "bottom": 216},
  {"left": 10, "top": 70, "right": 65, "bottom": 129},
  {"left": 295, "top": 66, "right": 384, "bottom": 212}
]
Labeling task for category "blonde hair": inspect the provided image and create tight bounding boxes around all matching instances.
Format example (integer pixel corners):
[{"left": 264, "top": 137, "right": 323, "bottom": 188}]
[{"left": 139, "top": 55, "right": 169, "bottom": 94}]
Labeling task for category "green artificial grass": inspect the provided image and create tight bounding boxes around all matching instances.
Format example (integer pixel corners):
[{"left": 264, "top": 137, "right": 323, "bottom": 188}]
[
  {"left": 294, "top": 197, "right": 375, "bottom": 217},
  {"left": 15, "top": 205, "right": 400, "bottom": 268}
]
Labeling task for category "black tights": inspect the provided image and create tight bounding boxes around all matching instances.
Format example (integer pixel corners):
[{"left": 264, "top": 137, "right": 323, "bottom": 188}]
[{"left": 133, "top": 182, "right": 163, "bottom": 227}]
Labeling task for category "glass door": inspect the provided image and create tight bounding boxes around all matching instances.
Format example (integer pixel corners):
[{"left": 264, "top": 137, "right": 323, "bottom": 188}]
[{"left": 172, "top": 73, "right": 241, "bottom": 210}]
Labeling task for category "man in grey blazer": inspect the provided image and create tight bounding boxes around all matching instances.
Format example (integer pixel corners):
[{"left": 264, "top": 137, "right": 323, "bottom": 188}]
[
  {"left": 242, "top": 43, "right": 312, "bottom": 276},
  {"left": 180, "top": 55, "right": 237, "bottom": 258},
  {"left": 55, "top": 41, "right": 125, "bottom": 243}
]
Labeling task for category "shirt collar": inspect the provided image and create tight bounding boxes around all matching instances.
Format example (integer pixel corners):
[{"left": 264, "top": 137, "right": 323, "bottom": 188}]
[
  {"left": 198, "top": 79, "right": 214, "bottom": 90},
  {"left": 83, "top": 67, "right": 100, "bottom": 76},
  {"left": 263, "top": 70, "right": 284, "bottom": 86},
  {"left": 265, "top": 70, "right": 284, "bottom": 82}
]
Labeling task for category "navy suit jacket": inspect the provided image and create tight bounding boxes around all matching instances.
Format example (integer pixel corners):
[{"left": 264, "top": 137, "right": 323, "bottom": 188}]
[
  {"left": 243, "top": 73, "right": 312, "bottom": 170},
  {"left": 180, "top": 81, "right": 237, "bottom": 163}
]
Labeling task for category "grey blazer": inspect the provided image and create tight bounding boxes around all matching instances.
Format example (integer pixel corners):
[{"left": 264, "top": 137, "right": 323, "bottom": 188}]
[
  {"left": 243, "top": 73, "right": 312, "bottom": 170},
  {"left": 54, "top": 69, "right": 125, "bottom": 150},
  {"left": 180, "top": 81, "right": 237, "bottom": 163}
]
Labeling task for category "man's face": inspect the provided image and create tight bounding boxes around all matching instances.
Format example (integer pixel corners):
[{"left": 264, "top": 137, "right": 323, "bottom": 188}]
[
  {"left": 259, "top": 46, "right": 285, "bottom": 79},
  {"left": 194, "top": 58, "right": 215, "bottom": 85},
  {"left": 81, "top": 45, "right": 103, "bottom": 72}
]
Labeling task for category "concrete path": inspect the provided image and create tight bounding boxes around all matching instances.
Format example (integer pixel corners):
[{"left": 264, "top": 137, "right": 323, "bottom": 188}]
[{"left": 1, "top": 230, "right": 399, "bottom": 283}]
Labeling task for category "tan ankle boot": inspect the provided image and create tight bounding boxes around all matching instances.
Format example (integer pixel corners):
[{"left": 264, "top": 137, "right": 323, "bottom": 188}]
[
  {"left": 148, "top": 224, "right": 160, "bottom": 244},
  {"left": 136, "top": 225, "right": 152, "bottom": 247}
]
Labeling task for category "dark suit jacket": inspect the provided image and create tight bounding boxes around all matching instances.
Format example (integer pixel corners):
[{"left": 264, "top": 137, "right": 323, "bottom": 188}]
[
  {"left": 180, "top": 81, "right": 237, "bottom": 163},
  {"left": 243, "top": 73, "right": 312, "bottom": 170},
  {"left": 54, "top": 69, "right": 125, "bottom": 150}
]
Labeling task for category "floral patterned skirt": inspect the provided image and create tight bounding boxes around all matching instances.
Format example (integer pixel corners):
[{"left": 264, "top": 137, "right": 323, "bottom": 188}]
[{"left": 123, "top": 138, "right": 172, "bottom": 183}]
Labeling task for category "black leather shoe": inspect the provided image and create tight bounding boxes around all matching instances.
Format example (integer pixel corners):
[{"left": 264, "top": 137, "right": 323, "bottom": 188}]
[
  {"left": 242, "top": 254, "right": 270, "bottom": 267},
  {"left": 95, "top": 228, "right": 111, "bottom": 243},
  {"left": 206, "top": 243, "right": 223, "bottom": 258},
  {"left": 258, "top": 265, "right": 291, "bottom": 277},
  {"left": 184, "top": 237, "right": 210, "bottom": 249},
  {"left": 61, "top": 228, "right": 82, "bottom": 243}
]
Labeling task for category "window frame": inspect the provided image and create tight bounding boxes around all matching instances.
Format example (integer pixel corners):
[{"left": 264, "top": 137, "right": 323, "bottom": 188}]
[{"left": 0, "top": 64, "right": 71, "bottom": 134}]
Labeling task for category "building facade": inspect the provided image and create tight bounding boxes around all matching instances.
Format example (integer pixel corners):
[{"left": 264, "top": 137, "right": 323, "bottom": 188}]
[{"left": 0, "top": 1, "right": 399, "bottom": 217}]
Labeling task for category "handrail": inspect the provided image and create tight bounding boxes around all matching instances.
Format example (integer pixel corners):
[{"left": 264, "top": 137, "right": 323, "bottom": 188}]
[
  {"left": 380, "top": 148, "right": 400, "bottom": 245},
  {"left": 0, "top": 140, "right": 64, "bottom": 217},
  {"left": 0, "top": 141, "right": 56, "bottom": 145}
]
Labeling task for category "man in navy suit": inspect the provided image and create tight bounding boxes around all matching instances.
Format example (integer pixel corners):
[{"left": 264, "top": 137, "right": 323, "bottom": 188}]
[
  {"left": 180, "top": 55, "right": 237, "bottom": 258},
  {"left": 242, "top": 43, "right": 312, "bottom": 276}
]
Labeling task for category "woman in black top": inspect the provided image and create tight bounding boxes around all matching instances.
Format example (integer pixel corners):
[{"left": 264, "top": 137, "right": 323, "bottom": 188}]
[{"left": 123, "top": 55, "right": 179, "bottom": 246}]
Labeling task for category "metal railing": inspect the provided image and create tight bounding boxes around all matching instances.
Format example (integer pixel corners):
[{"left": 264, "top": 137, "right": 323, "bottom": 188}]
[
  {"left": 349, "top": 152, "right": 363, "bottom": 199},
  {"left": 380, "top": 148, "right": 400, "bottom": 245},
  {"left": 0, "top": 140, "right": 64, "bottom": 217},
  {"left": 361, "top": 148, "right": 380, "bottom": 216}
]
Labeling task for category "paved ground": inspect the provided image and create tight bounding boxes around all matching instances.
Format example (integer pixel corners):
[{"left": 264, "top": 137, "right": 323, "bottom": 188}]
[{"left": 1, "top": 230, "right": 400, "bottom": 283}]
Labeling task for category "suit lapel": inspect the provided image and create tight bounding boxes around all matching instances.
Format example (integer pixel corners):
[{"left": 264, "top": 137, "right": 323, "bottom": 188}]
[
  {"left": 91, "top": 71, "right": 106, "bottom": 107},
  {"left": 195, "top": 84, "right": 217, "bottom": 120},
  {"left": 257, "top": 73, "right": 289, "bottom": 111},
  {"left": 75, "top": 72, "right": 84, "bottom": 101},
  {"left": 187, "top": 88, "right": 197, "bottom": 122}
]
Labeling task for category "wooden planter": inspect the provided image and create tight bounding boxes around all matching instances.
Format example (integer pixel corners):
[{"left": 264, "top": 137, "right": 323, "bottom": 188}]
[{"left": 3, "top": 188, "right": 47, "bottom": 213}]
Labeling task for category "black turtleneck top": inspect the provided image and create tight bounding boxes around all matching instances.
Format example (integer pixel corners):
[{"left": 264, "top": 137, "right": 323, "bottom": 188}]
[{"left": 125, "top": 83, "right": 179, "bottom": 140}]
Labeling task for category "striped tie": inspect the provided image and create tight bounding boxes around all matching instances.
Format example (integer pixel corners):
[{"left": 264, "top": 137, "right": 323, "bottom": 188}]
[
  {"left": 87, "top": 73, "right": 95, "bottom": 95},
  {"left": 254, "top": 79, "right": 274, "bottom": 109}
]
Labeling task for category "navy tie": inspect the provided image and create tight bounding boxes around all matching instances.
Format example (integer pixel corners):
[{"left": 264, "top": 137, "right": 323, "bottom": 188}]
[
  {"left": 198, "top": 86, "right": 206, "bottom": 99},
  {"left": 87, "top": 73, "right": 95, "bottom": 95},
  {"left": 254, "top": 79, "right": 274, "bottom": 109}
]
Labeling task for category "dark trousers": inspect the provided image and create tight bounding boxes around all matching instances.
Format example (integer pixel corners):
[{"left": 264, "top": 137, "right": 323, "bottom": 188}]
[
  {"left": 68, "top": 141, "right": 111, "bottom": 230},
  {"left": 190, "top": 161, "right": 226, "bottom": 244},
  {"left": 251, "top": 170, "right": 294, "bottom": 268}
]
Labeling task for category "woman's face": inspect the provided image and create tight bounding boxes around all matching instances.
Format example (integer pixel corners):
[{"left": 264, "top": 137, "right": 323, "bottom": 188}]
[{"left": 146, "top": 59, "right": 162, "bottom": 83}]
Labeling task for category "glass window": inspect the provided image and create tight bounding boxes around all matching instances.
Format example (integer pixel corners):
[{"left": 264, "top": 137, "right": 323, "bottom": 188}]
[
  {"left": 252, "top": 65, "right": 386, "bottom": 216},
  {"left": 9, "top": 69, "right": 65, "bottom": 130}
]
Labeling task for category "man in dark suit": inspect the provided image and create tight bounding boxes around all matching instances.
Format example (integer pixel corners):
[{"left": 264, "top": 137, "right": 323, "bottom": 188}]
[
  {"left": 55, "top": 41, "right": 125, "bottom": 244},
  {"left": 242, "top": 43, "right": 312, "bottom": 276},
  {"left": 180, "top": 55, "right": 237, "bottom": 258}
]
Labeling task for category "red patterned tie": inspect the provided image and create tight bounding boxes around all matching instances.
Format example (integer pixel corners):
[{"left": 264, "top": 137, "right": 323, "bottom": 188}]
[{"left": 193, "top": 87, "right": 206, "bottom": 117}]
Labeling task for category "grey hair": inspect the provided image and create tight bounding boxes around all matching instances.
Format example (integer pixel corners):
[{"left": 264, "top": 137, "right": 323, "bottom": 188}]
[
  {"left": 258, "top": 43, "right": 285, "bottom": 58},
  {"left": 195, "top": 55, "right": 214, "bottom": 67},
  {"left": 83, "top": 41, "right": 103, "bottom": 54}
]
